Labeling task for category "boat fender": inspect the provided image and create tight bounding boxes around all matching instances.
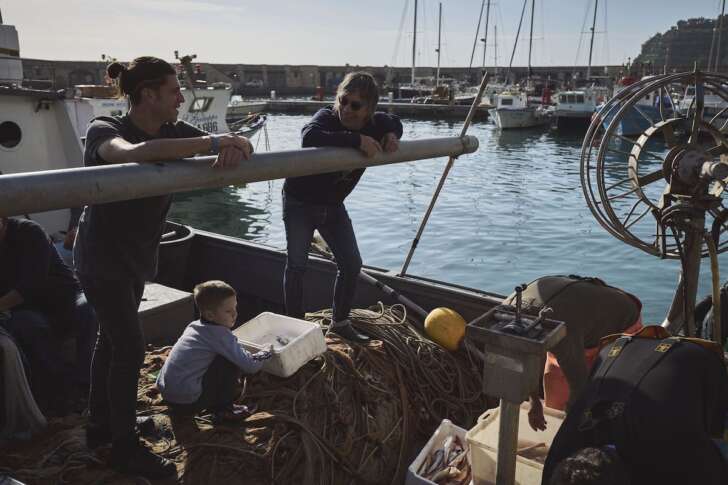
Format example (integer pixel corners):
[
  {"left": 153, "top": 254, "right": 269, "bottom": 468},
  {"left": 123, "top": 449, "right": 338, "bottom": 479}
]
[{"left": 424, "top": 307, "right": 466, "bottom": 351}]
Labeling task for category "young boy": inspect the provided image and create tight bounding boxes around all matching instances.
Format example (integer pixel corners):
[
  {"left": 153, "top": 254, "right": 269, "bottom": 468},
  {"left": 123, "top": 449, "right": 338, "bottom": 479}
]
[{"left": 156, "top": 280, "right": 271, "bottom": 421}]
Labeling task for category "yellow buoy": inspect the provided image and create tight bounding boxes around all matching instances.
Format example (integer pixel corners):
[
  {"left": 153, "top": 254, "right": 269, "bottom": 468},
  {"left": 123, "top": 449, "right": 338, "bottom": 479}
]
[{"left": 424, "top": 307, "right": 466, "bottom": 351}]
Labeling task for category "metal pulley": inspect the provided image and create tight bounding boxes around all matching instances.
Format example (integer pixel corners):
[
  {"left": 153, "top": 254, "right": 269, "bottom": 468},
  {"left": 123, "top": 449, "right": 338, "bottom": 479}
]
[{"left": 581, "top": 69, "right": 728, "bottom": 337}]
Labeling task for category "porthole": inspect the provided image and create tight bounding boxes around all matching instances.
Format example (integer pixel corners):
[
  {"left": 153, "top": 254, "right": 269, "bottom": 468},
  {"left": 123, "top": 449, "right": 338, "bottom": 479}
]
[{"left": 0, "top": 121, "right": 22, "bottom": 149}]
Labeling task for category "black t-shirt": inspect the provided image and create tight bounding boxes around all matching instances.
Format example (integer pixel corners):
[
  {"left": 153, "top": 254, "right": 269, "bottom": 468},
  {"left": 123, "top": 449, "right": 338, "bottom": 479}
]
[
  {"left": 74, "top": 116, "right": 207, "bottom": 281},
  {"left": 283, "top": 107, "right": 403, "bottom": 205},
  {"left": 542, "top": 337, "right": 728, "bottom": 485},
  {"left": 0, "top": 218, "right": 81, "bottom": 334}
]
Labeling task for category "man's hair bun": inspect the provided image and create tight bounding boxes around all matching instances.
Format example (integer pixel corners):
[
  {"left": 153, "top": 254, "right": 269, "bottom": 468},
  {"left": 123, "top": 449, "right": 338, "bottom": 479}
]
[{"left": 107, "top": 62, "right": 127, "bottom": 80}]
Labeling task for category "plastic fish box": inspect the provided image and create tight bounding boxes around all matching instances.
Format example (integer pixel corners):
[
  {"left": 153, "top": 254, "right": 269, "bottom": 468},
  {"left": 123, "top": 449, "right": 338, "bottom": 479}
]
[
  {"left": 406, "top": 419, "right": 471, "bottom": 485},
  {"left": 466, "top": 403, "right": 564, "bottom": 485},
  {"left": 233, "top": 312, "right": 327, "bottom": 378}
]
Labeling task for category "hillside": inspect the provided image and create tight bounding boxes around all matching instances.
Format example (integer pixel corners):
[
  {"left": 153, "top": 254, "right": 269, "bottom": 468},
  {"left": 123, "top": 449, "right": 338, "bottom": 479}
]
[{"left": 635, "top": 17, "right": 725, "bottom": 70}]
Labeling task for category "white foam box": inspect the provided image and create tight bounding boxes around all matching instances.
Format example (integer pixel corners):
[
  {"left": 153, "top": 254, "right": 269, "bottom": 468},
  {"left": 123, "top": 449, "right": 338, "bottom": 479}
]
[
  {"left": 233, "top": 312, "right": 327, "bottom": 378},
  {"left": 466, "top": 403, "right": 564, "bottom": 485},
  {"left": 406, "top": 419, "right": 471, "bottom": 485}
]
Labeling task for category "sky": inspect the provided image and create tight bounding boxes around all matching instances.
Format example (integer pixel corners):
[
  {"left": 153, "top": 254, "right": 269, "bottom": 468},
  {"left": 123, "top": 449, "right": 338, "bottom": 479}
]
[{"left": 2, "top": 0, "right": 726, "bottom": 67}]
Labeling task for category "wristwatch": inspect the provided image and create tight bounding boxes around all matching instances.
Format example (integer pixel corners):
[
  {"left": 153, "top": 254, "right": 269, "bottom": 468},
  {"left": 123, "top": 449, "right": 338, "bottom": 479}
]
[{"left": 209, "top": 135, "right": 220, "bottom": 154}]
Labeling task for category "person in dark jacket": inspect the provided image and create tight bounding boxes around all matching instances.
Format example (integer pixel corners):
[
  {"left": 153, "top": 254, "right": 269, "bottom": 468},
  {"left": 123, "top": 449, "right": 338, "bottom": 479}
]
[
  {"left": 282, "top": 72, "right": 403, "bottom": 343},
  {"left": 543, "top": 327, "right": 728, "bottom": 485},
  {"left": 0, "top": 217, "right": 97, "bottom": 413}
]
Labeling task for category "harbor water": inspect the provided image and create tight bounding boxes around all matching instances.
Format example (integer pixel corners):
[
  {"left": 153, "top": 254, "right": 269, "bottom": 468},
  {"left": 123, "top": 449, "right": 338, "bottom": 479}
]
[{"left": 168, "top": 114, "right": 727, "bottom": 324}]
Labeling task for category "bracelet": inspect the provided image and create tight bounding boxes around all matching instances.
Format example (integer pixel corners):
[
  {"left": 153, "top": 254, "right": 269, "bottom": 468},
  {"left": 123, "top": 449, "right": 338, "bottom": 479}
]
[{"left": 209, "top": 135, "right": 220, "bottom": 154}]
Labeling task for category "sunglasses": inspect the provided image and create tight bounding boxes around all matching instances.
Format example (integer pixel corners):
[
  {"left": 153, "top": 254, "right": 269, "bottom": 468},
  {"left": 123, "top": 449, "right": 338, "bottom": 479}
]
[{"left": 339, "top": 96, "right": 364, "bottom": 111}]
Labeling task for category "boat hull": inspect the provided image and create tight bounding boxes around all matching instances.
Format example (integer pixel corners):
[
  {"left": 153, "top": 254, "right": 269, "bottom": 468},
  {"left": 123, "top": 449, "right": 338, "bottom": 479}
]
[{"left": 489, "top": 108, "right": 550, "bottom": 129}]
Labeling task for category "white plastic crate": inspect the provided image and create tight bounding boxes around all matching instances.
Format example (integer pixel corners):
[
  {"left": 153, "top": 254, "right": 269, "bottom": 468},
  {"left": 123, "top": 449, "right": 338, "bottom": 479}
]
[
  {"left": 466, "top": 403, "right": 564, "bottom": 485},
  {"left": 233, "top": 312, "right": 327, "bottom": 378},
  {"left": 406, "top": 419, "right": 471, "bottom": 485}
]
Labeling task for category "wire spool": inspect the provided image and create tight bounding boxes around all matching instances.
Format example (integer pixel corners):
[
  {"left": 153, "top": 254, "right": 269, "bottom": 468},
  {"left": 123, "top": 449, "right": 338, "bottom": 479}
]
[{"left": 581, "top": 70, "right": 728, "bottom": 338}]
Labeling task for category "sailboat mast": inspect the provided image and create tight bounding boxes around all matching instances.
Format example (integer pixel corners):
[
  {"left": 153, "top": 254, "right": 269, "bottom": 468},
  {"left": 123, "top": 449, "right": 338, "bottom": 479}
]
[
  {"left": 527, "top": 0, "right": 535, "bottom": 79},
  {"left": 412, "top": 0, "right": 418, "bottom": 85},
  {"left": 436, "top": 2, "right": 442, "bottom": 86},
  {"left": 482, "top": 0, "right": 491, "bottom": 69},
  {"left": 494, "top": 24, "right": 498, "bottom": 73},
  {"left": 587, "top": 0, "right": 599, "bottom": 79},
  {"left": 506, "top": 0, "right": 528, "bottom": 84},
  {"left": 716, "top": 0, "right": 726, "bottom": 72}
]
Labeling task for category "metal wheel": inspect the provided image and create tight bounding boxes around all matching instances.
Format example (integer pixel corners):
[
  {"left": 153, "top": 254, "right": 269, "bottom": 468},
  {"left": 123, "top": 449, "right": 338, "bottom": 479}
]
[{"left": 581, "top": 71, "right": 728, "bottom": 259}]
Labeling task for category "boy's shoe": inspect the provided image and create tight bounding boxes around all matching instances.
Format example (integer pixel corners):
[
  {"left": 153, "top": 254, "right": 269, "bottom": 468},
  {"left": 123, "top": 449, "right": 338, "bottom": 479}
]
[
  {"left": 327, "top": 320, "right": 370, "bottom": 343},
  {"left": 211, "top": 403, "right": 257, "bottom": 424},
  {"left": 86, "top": 416, "right": 157, "bottom": 449},
  {"left": 110, "top": 436, "right": 176, "bottom": 480}
]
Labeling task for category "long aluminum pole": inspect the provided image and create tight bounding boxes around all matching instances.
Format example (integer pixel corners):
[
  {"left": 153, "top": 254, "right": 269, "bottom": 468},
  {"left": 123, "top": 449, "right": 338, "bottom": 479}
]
[
  {"left": 587, "top": 0, "right": 599, "bottom": 79},
  {"left": 0, "top": 137, "right": 478, "bottom": 218},
  {"left": 482, "top": 0, "right": 491, "bottom": 70},
  {"left": 494, "top": 24, "right": 498, "bottom": 74},
  {"left": 412, "top": 0, "right": 418, "bottom": 85},
  {"left": 400, "top": 74, "right": 489, "bottom": 276},
  {"left": 436, "top": 2, "right": 442, "bottom": 87}
]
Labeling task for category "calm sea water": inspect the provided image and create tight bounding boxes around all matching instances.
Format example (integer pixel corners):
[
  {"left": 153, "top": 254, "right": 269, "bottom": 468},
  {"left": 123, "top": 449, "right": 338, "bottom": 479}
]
[{"left": 168, "top": 114, "right": 727, "bottom": 323}]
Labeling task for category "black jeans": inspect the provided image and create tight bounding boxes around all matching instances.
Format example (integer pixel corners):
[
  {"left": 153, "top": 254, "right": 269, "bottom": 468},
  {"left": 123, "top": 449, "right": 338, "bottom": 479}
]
[
  {"left": 168, "top": 355, "right": 242, "bottom": 413},
  {"left": 78, "top": 275, "right": 145, "bottom": 443},
  {"left": 282, "top": 192, "right": 362, "bottom": 322}
]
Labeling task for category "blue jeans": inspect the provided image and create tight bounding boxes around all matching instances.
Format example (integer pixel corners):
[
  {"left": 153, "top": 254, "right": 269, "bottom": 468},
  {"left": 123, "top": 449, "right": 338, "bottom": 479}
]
[{"left": 283, "top": 193, "right": 362, "bottom": 322}]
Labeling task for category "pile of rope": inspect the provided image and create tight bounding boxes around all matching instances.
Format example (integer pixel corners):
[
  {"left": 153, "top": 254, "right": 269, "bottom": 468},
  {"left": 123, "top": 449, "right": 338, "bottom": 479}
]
[{"left": 0, "top": 304, "right": 492, "bottom": 485}]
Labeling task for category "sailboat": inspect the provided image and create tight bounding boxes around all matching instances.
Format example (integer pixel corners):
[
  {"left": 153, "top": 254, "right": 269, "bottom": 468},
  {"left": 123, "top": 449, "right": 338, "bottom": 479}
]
[
  {"left": 552, "top": 0, "right": 609, "bottom": 130},
  {"left": 489, "top": 0, "right": 550, "bottom": 129}
]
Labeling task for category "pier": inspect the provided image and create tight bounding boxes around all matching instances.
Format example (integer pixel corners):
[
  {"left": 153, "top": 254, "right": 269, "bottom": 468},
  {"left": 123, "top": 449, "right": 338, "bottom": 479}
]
[{"left": 228, "top": 99, "right": 490, "bottom": 121}]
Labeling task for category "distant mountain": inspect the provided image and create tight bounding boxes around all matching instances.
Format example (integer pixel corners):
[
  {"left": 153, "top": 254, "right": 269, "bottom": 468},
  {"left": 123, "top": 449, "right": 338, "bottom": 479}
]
[{"left": 635, "top": 17, "right": 726, "bottom": 70}]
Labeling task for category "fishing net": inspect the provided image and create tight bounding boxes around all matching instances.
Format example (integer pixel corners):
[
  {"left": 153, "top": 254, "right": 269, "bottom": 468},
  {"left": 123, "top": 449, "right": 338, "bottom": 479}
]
[{"left": 0, "top": 304, "right": 493, "bottom": 485}]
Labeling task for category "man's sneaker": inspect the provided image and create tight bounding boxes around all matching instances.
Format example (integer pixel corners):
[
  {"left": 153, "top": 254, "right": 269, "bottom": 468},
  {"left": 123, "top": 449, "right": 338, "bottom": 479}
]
[
  {"left": 110, "top": 438, "right": 176, "bottom": 480},
  {"left": 86, "top": 416, "right": 157, "bottom": 449},
  {"left": 327, "top": 320, "right": 370, "bottom": 343}
]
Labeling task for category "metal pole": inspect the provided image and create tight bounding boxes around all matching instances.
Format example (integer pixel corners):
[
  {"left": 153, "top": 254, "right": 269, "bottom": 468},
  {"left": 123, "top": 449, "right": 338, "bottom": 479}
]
[
  {"left": 0, "top": 137, "right": 479, "bottom": 218},
  {"left": 495, "top": 400, "right": 520, "bottom": 485},
  {"left": 412, "top": 0, "right": 418, "bottom": 85},
  {"left": 482, "top": 0, "right": 491, "bottom": 70},
  {"left": 436, "top": 2, "right": 442, "bottom": 87},
  {"left": 399, "top": 74, "right": 489, "bottom": 276},
  {"left": 662, "top": 227, "right": 703, "bottom": 336},
  {"left": 587, "top": 0, "right": 599, "bottom": 79}
]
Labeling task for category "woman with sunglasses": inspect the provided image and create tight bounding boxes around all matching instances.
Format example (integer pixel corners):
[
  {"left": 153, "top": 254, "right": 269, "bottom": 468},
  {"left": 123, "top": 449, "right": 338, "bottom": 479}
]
[{"left": 282, "top": 72, "right": 403, "bottom": 343}]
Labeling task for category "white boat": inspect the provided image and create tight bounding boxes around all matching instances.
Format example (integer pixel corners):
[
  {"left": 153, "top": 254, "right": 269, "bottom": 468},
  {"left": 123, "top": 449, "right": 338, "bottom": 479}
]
[
  {"left": 551, "top": 86, "right": 608, "bottom": 130},
  {"left": 678, "top": 84, "right": 728, "bottom": 123},
  {"left": 488, "top": 91, "right": 550, "bottom": 129}
]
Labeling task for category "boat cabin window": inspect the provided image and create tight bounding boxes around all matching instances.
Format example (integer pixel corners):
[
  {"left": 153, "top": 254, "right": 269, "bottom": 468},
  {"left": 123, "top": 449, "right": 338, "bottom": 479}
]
[
  {"left": 559, "top": 95, "right": 566, "bottom": 103},
  {"left": 686, "top": 87, "right": 695, "bottom": 96},
  {"left": 0, "top": 121, "right": 21, "bottom": 149},
  {"left": 500, "top": 98, "right": 514, "bottom": 106},
  {"left": 576, "top": 95, "right": 585, "bottom": 104},
  {"left": 189, "top": 97, "right": 213, "bottom": 113}
]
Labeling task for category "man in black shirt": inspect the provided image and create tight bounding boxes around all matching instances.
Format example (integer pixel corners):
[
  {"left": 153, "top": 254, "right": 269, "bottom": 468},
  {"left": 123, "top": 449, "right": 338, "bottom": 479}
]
[
  {"left": 0, "top": 217, "right": 97, "bottom": 412},
  {"left": 75, "top": 56, "right": 251, "bottom": 480},
  {"left": 543, "top": 327, "right": 728, "bottom": 485},
  {"left": 282, "top": 72, "right": 403, "bottom": 343}
]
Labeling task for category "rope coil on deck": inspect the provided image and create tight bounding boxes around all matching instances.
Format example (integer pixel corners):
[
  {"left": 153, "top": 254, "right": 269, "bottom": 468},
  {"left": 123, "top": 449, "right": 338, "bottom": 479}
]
[{"left": 0, "top": 304, "right": 491, "bottom": 485}]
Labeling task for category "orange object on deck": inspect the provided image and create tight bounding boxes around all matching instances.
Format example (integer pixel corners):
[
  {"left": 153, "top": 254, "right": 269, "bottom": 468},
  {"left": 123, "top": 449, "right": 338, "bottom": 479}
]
[{"left": 544, "top": 318, "right": 644, "bottom": 411}]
